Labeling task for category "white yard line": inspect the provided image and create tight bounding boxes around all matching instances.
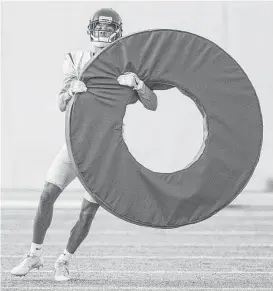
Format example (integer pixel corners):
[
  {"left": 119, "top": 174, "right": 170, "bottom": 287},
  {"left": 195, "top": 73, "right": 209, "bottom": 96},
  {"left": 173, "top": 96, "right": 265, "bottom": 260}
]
[
  {"left": 2, "top": 269, "right": 273, "bottom": 274},
  {"left": 6, "top": 242, "right": 273, "bottom": 247},
  {"left": 2, "top": 255, "right": 272, "bottom": 260},
  {"left": 2, "top": 230, "right": 273, "bottom": 235},
  {"left": 2, "top": 270, "right": 273, "bottom": 274},
  {"left": 1, "top": 201, "right": 82, "bottom": 208},
  {"left": 1, "top": 200, "right": 273, "bottom": 211},
  {"left": 2, "top": 219, "right": 273, "bottom": 225},
  {"left": 1, "top": 288, "right": 273, "bottom": 291}
]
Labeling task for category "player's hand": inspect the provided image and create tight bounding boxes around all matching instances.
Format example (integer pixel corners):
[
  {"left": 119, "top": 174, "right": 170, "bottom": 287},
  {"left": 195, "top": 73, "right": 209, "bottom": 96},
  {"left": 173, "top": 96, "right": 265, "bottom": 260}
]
[
  {"left": 117, "top": 72, "right": 144, "bottom": 90},
  {"left": 68, "top": 80, "right": 87, "bottom": 96}
]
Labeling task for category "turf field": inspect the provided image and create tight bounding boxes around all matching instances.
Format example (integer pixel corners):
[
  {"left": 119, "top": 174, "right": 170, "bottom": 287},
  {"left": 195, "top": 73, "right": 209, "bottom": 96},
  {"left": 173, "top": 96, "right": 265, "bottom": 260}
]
[{"left": 1, "top": 190, "right": 273, "bottom": 290}]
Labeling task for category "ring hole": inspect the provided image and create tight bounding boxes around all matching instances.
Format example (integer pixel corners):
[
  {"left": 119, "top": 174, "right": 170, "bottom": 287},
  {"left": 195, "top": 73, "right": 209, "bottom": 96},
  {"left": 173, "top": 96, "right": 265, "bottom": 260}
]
[{"left": 123, "top": 87, "right": 206, "bottom": 173}]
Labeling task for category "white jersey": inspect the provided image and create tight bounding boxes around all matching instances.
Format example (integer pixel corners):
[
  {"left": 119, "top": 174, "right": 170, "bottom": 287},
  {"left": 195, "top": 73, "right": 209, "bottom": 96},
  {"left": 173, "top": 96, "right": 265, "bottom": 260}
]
[
  {"left": 59, "top": 46, "right": 158, "bottom": 112},
  {"left": 59, "top": 49, "right": 95, "bottom": 108},
  {"left": 62, "top": 50, "right": 95, "bottom": 80}
]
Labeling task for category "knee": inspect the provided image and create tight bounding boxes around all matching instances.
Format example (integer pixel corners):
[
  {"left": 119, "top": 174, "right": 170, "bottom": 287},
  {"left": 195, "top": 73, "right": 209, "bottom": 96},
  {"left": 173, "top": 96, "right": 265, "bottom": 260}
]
[
  {"left": 39, "top": 182, "right": 62, "bottom": 205},
  {"left": 79, "top": 203, "right": 99, "bottom": 226}
]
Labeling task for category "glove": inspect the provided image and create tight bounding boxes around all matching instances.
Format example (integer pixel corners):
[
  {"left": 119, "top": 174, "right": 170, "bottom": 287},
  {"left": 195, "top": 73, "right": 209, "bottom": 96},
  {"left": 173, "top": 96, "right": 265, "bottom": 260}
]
[
  {"left": 68, "top": 80, "right": 87, "bottom": 96},
  {"left": 117, "top": 72, "right": 144, "bottom": 90}
]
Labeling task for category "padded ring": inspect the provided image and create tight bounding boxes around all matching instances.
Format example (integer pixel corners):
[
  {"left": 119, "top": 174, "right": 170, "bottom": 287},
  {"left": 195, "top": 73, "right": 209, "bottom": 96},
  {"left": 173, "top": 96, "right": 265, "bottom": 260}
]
[{"left": 66, "top": 29, "right": 263, "bottom": 228}]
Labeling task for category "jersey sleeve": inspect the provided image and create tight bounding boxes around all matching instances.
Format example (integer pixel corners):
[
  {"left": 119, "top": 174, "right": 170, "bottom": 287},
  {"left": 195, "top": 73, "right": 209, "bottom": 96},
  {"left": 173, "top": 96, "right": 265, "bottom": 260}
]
[
  {"left": 135, "top": 83, "right": 158, "bottom": 111},
  {"left": 58, "top": 53, "right": 77, "bottom": 111},
  {"left": 59, "top": 53, "right": 77, "bottom": 94}
]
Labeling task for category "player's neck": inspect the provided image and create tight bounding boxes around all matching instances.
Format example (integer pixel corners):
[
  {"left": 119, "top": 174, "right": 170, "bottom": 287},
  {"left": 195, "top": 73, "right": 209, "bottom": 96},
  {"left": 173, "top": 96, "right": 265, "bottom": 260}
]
[
  {"left": 91, "top": 43, "right": 109, "bottom": 57},
  {"left": 94, "top": 47, "right": 103, "bottom": 56},
  {"left": 91, "top": 44, "right": 101, "bottom": 56}
]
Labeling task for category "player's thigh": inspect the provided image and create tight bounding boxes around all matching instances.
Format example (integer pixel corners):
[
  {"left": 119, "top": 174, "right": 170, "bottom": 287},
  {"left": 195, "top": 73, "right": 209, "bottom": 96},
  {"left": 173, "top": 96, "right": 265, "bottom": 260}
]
[{"left": 46, "top": 144, "right": 76, "bottom": 190}]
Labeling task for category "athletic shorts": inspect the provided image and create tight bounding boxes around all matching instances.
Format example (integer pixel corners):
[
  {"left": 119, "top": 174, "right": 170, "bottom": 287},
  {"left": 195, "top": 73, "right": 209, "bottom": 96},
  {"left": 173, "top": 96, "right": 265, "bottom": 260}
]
[{"left": 46, "top": 143, "right": 97, "bottom": 203}]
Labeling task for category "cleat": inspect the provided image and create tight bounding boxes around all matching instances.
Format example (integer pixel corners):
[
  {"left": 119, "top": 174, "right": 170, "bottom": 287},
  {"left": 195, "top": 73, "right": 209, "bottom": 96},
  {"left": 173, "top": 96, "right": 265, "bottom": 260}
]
[
  {"left": 54, "top": 260, "right": 70, "bottom": 281},
  {"left": 11, "top": 253, "right": 44, "bottom": 276}
]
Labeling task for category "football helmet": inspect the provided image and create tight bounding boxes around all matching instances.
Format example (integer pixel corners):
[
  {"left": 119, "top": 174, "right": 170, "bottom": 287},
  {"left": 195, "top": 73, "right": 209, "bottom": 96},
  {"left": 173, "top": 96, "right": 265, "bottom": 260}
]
[{"left": 87, "top": 8, "right": 123, "bottom": 48}]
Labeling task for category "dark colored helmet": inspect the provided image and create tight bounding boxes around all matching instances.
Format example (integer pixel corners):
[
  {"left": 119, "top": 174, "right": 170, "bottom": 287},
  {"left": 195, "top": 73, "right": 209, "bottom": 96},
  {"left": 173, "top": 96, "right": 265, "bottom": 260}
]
[{"left": 87, "top": 8, "right": 123, "bottom": 47}]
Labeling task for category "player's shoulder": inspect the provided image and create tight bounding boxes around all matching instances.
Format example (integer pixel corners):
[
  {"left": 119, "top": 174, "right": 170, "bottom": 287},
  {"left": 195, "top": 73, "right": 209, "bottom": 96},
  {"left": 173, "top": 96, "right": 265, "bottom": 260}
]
[
  {"left": 62, "top": 51, "right": 92, "bottom": 74},
  {"left": 64, "top": 51, "right": 91, "bottom": 63}
]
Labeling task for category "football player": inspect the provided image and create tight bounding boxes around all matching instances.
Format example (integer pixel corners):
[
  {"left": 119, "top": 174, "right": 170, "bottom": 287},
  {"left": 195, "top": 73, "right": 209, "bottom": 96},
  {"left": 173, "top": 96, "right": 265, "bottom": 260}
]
[{"left": 11, "top": 8, "right": 158, "bottom": 281}]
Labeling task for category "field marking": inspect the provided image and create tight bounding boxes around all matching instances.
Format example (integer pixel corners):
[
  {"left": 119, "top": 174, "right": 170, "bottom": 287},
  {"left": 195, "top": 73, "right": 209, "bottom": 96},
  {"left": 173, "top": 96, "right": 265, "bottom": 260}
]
[
  {"left": 1, "top": 288, "right": 273, "bottom": 291},
  {"left": 2, "top": 219, "right": 273, "bottom": 225},
  {"left": 6, "top": 243, "right": 273, "bottom": 247},
  {"left": 1, "top": 201, "right": 81, "bottom": 208},
  {"left": 2, "top": 270, "right": 273, "bottom": 274},
  {"left": 2, "top": 230, "right": 273, "bottom": 235},
  {"left": 2, "top": 213, "right": 273, "bottom": 218},
  {"left": 2, "top": 288, "right": 273, "bottom": 291},
  {"left": 2, "top": 211, "right": 273, "bottom": 218},
  {"left": 1, "top": 200, "right": 273, "bottom": 212},
  {"left": 2, "top": 255, "right": 273, "bottom": 260}
]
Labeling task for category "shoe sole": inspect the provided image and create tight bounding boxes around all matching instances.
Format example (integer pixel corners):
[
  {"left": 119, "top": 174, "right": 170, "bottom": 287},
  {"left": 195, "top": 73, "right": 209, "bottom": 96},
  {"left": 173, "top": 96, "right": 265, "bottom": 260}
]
[{"left": 11, "top": 264, "right": 43, "bottom": 277}]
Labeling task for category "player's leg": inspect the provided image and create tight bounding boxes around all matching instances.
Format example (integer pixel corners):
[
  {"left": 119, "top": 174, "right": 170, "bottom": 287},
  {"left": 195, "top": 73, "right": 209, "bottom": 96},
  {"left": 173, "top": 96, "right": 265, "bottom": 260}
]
[
  {"left": 10, "top": 182, "right": 62, "bottom": 277},
  {"left": 66, "top": 197, "right": 99, "bottom": 254},
  {"left": 54, "top": 194, "right": 99, "bottom": 281},
  {"left": 11, "top": 144, "right": 75, "bottom": 276},
  {"left": 32, "top": 182, "right": 62, "bottom": 245}
]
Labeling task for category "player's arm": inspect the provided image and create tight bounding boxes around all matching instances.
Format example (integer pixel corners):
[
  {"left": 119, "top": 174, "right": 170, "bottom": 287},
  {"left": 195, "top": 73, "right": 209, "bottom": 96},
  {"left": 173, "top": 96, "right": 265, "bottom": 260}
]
[
  {"left": 59, "top": 75, "right": 75, "bottom": 112},
  {"left": 58, "top": 53, "right": 87, "bottom": 112},
  {"left": 117, "top": 72, "right": 158, "bottom": 111},
  {"left": 134, "top": 81, "right": 158, "bottom": 111}
]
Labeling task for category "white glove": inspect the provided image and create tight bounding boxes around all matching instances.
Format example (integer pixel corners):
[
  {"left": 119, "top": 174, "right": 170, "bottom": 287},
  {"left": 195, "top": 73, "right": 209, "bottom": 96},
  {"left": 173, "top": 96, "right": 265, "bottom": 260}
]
[
  {"left": 117, "top": 72, "right": 144, "bottom": 90},
  {"left": 68, "top": 80, "right": 87, "bottom": 96}
]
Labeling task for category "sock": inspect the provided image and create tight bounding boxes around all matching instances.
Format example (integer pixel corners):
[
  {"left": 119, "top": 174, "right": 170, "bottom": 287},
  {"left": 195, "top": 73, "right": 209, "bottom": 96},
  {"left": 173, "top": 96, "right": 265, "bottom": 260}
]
[
  {"left": 30, "top": 243, "right": 43, "bottom": 256},
  {"left": 58, "top": 249, "right": 72, "bottom": 262}
]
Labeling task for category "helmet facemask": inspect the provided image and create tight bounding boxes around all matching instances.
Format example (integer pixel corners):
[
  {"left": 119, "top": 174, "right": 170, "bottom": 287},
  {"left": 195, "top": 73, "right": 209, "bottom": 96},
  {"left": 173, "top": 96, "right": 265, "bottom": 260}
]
[{"left": 87, "top": 17, "right": 122, "bottom": 48}]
